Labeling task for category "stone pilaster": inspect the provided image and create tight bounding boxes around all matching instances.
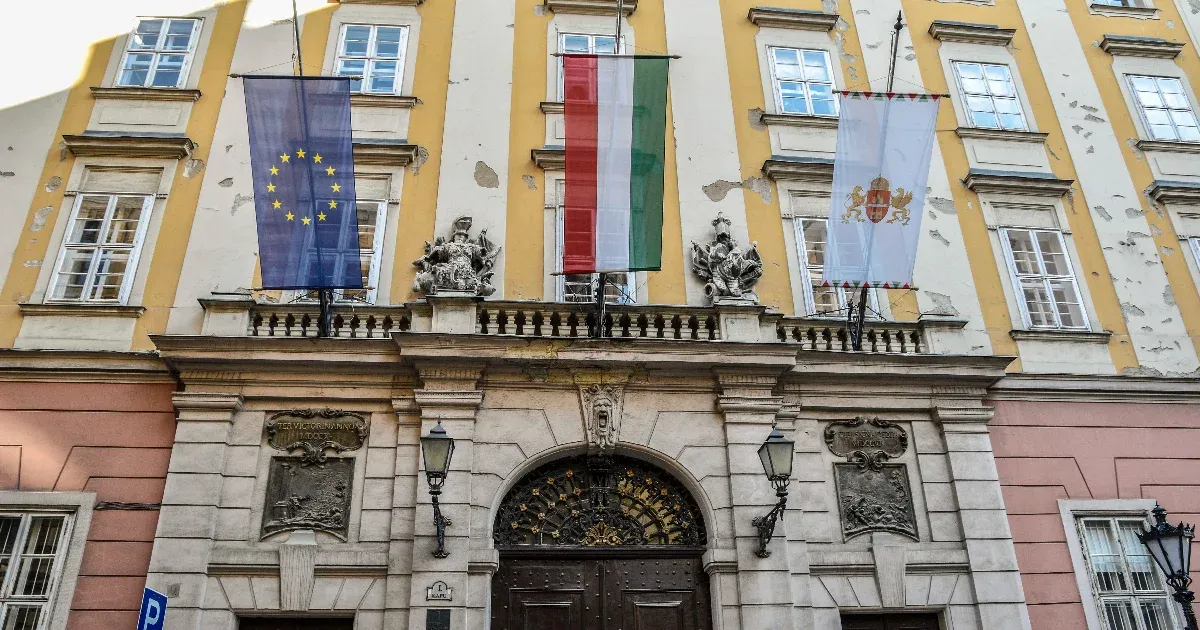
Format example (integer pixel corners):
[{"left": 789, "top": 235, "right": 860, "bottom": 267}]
[
  {"left": 148, "top": 392, "right": 243, "bottom": 630},
  {"left": 714, "top": 368, "right": 798, "bottom": 629},
  {"left": 935, "top": 404, "right": 1033, "bottom": 630},
  {"left": 406, "top": 364, "right": 484, "bottom": 630}
]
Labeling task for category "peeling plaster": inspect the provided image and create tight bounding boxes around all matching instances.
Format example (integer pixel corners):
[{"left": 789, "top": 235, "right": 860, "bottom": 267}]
[
  {"left": 928, "top": 196, "right": 956, "bottom": 215},
  {"left": 231, "top": 193, "right": 253, "bottom": 215},
  {"left": 1093, "top": 205, "right": 1113, "bottom": 221},
  {"left": 218, "top": 177, "right": 234, "bottom": 188},
  {"left": 184, "top": 158, "right": 205, "bottom": 178},
  {"left": 929, "top": 229, "right": 951, "bottom": 246},
  {"left": 29, "top": 206, "right": 51, "bottom": 232},
  {"left": 0, "top": 171, "right": 13, "bottom": 177},
  {"left": 474, "top": 161, "right": 499, "bottom": 188},
  {"left": 1125, "top": 206, "right": 1143, "bottom": 218},
  {"left": 822, "top": 0, "right": 837, "bottom": 12},
  {"left": 1084, "top": 113, "right": 1106, "bottom": 124},
  {"left": 748, "top": 108, "right": 766, "bottom": 132},
  {"left": 533, "top": 4, "right": 546, "bottom": 16},
  {"left": 22, "top": 260, "right": 40, "bottom": 268},
  {"left": 702, "top": 177, "right": 771, "bottom": 204},
  {"left": 44, "top": 176, "right": 61, "bottom": 192},
  {"left": 1121, "top": 301, "right": 1146, "bottom": 317},
  {"left": 521, "top": 174, "right": 538, "bottom": 190},
  {"left": 1160, "top": 245, "right": 1176, "bottom": 257},
  {"left": 926, "top": 292, "right": 961, "bottom": 317},
  {"left": 1164, "top": 285, "right": 1176, "bottom": 307},
  {"left": 412, "top": 146, "right": 429, "bottom": 175},
  {"left": 225, "top": 144, "right": 233, "bottom": 153}
]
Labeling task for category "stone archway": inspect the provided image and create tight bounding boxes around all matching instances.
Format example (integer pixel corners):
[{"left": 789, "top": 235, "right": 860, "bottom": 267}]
[{"left": 490, "top": 454, "right": 713, "bottom": 630}]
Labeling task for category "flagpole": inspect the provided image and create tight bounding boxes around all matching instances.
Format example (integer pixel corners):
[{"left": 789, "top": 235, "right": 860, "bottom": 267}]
[{"left": 590, "top": 0, "right": 625, "bottom": 339}]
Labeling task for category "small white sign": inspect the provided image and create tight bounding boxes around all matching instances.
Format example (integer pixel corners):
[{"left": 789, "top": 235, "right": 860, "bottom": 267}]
[{"left": 426, "top": 580, "right": 453, "bottom": 601}]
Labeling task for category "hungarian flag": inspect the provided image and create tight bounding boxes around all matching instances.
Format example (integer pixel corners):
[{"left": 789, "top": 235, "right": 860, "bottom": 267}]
[{"left": 562, "top": 54, "right": 670, "bottom": 274}]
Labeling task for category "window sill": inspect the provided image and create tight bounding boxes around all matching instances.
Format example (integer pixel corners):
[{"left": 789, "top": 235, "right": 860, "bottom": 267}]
[
  {"left": 1149, "top": 179, "right": 1200, "bottom": 205},
  {"left": 955, "top": 127, "right": 1049, "bottom": 144},
  {"left": 761, "top": 155, "right": 834, "bottom": 183},
  {"left": 928, "top": 20, "right": 1016, "bottom": 47},
  {"left": 1088, "top": 4, "right": 1160, "bottom": 20},
  {"left": 1009, "top": 328, "right": 1111, "bottom": 344},
  {"left": 760, "top": 112, "right": 838, "bottom": 129},
  {"left": 1136, "top": 139, "right": 1200, "bottom": 155},
  {"left": 532, "top": 145, "right": 565, "bottom": 170},
  {"left": 62, "top": 133, "right": 195, "bottom": 160},
  {"left": 544, "top": 0, "right": 637, "bottom": 16},
  {"left": 350, "top": 94, "right": 419, "bottom": 109},
  {"left": 963, "top": 168, "right": 1074, "bottom": 197},
  {"left": 1100, "top": 34, "right": 1183, "bottom": 59},
  {"left": 20, "top": 303, "right": 146, "bottom": 318},
  {"left": 747, "top": 7, "right": 839, "bottom": 32},
  {"left": 91, "top": 86, "right": 202, "bottom": 102},
  {"left": 336, "top": 0, "right": 423, "bottom": 5},
  {"left": 352, "top": 140, "right": 419, "bottom": 167}
]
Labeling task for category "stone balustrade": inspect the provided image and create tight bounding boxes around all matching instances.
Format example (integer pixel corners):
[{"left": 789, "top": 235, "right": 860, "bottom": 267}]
[
  {"left": 476, "top": 301, "right": 721, "bottom": 340},
  {"left": 776, "top": 317, "right": 925, "bottom": 354}
]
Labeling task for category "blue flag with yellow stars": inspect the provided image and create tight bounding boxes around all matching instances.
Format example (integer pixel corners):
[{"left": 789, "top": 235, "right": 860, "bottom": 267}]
[{"left": 243, "top": 76, "right": 362, "bottom": 289}]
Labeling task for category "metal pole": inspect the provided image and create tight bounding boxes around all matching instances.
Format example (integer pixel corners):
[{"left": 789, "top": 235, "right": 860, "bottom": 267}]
[
  {"left": 887, "top": 11, "right": 902, "bottom": 93},
  {"left": 1176, "top": 588, "right": 1198, "bottom": 630},
  {"left": 616, "top": 0, "right": 623, "bottom": 51}
]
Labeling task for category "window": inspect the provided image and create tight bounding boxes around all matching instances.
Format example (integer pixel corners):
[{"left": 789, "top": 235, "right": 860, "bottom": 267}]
[
  {"left": 295, "top": 188, "right": 388, "bottom": 304},
  {"left": 117, "top": 18, "right": 201, "bottom": 88},
  {"left": 794, "top": 218, "right": 877, "bottom": 316},
  {"left": 1129, "top": 76, "right": 1200, "bottom": 142},
  {"left": 48, "top": 193, "right": 154, "bottom": 304},
  {"left": 1000, "top": 228, "right": 1087, "bottom": 329},
  {"left": 1078, "top": 516, "right": 1178, "bottom": 630},
  {"left": 336, "top": 25, "right": 409, "bottom": 95},
  {"left": 1191, "top": 238, "right": 1200, "bottom": 279},
  {"left": 558, "top": 33, "right": 619, "bottom": 100},
  {"left": 1093, "top": 0, "right": 1139, "bottom": 6},
  {"left": 554, "top": 181, "right": 633, "bottom": 304},
  {"left": 953, "top": 62, "right": 1027, "bottom": 131},
  {"left": 769, "top": 48, "right": 837, "bottom": 116},
  {"left": 0, "top": 513, "right": 72, "bottom": 630}
]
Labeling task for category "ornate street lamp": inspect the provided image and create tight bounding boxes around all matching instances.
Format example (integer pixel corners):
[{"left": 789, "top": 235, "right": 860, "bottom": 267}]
[
  {"left": 1138, "top": 504, "right": 1197, "bottom": 630},
  {"left": 420, "top": 421, "right": 455, "bottom": 558},
  {"left": 752, "top": 427, "right": 794, "bottom": 558}
]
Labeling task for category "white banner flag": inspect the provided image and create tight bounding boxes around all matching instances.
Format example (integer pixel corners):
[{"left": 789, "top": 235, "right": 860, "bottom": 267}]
[{"left": 823, "top": 92, "right": 941, "bottom": 289}]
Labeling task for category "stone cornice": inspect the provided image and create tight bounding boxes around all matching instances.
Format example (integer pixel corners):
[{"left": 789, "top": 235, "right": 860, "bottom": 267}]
[
  {"left": 1137, "top": 139, "right": 1200, "bottom": 155},
  {"left": 1010, "top": 329, "right": 1112, "bottom": 344},
  {"left": 172, "top": 391, "right": 244, "bottom": 413},
  {"left": 334, "top": 0, "right": 422, "bottom": 5},
  {"left": 932, "top": 405, "right": 996, "bottom": 427},
  {"left": 989, "top": 374, "right": 1200, "bottom": 403},
  {"left": 532, "top": 146, "right": 565, "bottom": 170},
  {"left": 63, "top": 134, "right": 195, "bottom": 159},
  {"left": 0, "top": 350, "right": 172, "bottom": 384},
  {"left": 760, "top": 113, "right": 838, "bottom": 129},
  {"left": 963, "top": 169, "right": 1074, "bottom": 197},
  {"left": 1088, "top": 3, "right": 1158, "bottom": 19},
  {"left": 1100, "top": 34, "right": 1184, "bottom": 59},
  {"left": 544, "top": 0, "right": 636, "bottom": 16},
  {"left": 747, "top": 7, "right": 839, "bottom": 31},
  {"left": 90, "top": 86, "right": 202, "bottom": 102},
  {"left": 349, "top": 94, "right": 419, "bottom": 108},
  {"left": 19, "top": 303, "right": 145, "bottom": 318},
  {"left": 352, "top": 142, "right": 419, "bottom": 167},
  {"left": 540, "top": 101, "right": 565, "bottom": 114},
  {"left": 761, "top": 157, "right": 834, "bottom": 183},
  {"left": 1148, "top": 180, "right": 1200, "bottom": 206},
  {"left": 955, "top": 127, "right": 1048, "bottom": 144},
  {"left": 928, "top": 20, "right": 1016, "bottom": 47}
]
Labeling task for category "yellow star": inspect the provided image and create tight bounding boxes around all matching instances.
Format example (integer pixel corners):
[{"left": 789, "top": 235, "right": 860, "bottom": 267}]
[
  {"left": 313, "top": 154, "right": 322, "bottom": 163},
  {"left": 331, "top": 183, "right": 341, "bottom": 193},
  {"left": 266, "top": 182, "right": 276, "bottom": 193},
  {"left": 280, "top": 153, "right": 290, "bottom": 163},
  {"left": 325, "top": 166, "right": 335, "bottom": 176},
  {"left": 301, "top": 216, "right": 312, "bottom": 225},
  {"left": 285, "top": 212, "right": 295, "bottom": 221},
  {"left": 317, "top": 212, "right": 327, "bottom": 221},
  {"left": 328, "top": 200, "right": 338, "bottom": 209},
  {"left": 296, "top": 148, "right": 306, "bottom": 158},
  {"left": 272, "top": 200, "right": 281, "bottom": 209},
  {"left": 269, "top": 166, "right": 279, "bottom": 176}
]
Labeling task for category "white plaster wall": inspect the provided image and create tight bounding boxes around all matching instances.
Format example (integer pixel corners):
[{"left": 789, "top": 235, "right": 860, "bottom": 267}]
[
  {"left": 165, "top": 12, "right": 302, "bottom": 334},
  {"left": 663, "top": 0, "right": 752, "bottom": 306},
  {"left": 1017, "top": 0, "right": 1199, "bottom": 375},
  {"left": 433, "top": 0, "right": 516, "bottom": 297},
  {"left": 848, "top": 0, "right": 994, "bottom": 355}
]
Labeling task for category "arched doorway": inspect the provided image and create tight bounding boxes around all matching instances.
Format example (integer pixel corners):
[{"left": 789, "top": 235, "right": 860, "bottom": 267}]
[{"left": 491, "top": 454, "right": 713, "bottom": 630}]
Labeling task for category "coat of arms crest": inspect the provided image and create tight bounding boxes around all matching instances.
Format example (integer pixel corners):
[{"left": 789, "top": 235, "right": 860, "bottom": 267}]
[{"left": 842, "top": 176, "right": 914, "bottom": 225}]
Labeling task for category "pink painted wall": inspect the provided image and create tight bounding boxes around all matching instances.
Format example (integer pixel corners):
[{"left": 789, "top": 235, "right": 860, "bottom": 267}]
[
  {"left": 989, "top": 399, "right": 1200, "bottom": 629},
  {"left": 0, "top": 381, "right": 176, "bottom": 630}
]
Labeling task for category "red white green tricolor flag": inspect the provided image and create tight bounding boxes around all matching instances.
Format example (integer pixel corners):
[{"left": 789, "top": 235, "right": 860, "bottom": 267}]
[{"left": 563, "top": 54, "right": 670, "bottom": 274}]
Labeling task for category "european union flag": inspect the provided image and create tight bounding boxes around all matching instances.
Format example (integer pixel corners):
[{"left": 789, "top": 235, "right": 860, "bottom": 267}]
[{"left": 244, "top": 76, "right": 362, "bottom": 289}]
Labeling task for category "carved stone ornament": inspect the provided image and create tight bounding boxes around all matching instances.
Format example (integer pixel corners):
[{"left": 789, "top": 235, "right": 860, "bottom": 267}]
[
  {"left": 824, "top": 417, "right": 908, "bottom": 470},
  {"left": 266, "top": 409, "right": 367, "bottom": 464},
  {"left": 261, "top": 457, "right": 354, "bottom": 540},
  {"left": 834, "top": 463, "right": 918, "bottom": 541},
  {"left": 690, "top": 213, "right": 763, "bottom": 304},
  {"left": 412, "top": 215, "right": 501, "bottom": 296},
  {"left": 579, "top": 384, "right": 625, "bottom": 451}
]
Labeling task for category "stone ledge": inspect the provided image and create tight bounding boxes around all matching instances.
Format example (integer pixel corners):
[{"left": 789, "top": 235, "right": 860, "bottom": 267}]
[
  {"left": 63, "top": 133, "right": 195, "bottom": 159},
  {"left": 1136, "top": 139, "right": 1200, "bottom": 155},
  {"left": 540, "top": 101, "right": 565, "bottom": 114},
  {"left": 350, "top": 94, "right": 419, "bottom": 108},
  {"left": 989, "top": 373, "right": 1200, "bottom": 403},
  {"left": 532, "top": 146, "right": 565, "bottom": 170},
  {"left": 955, "top": 127, "right": 1048, "bottom": 144},
  {"left": 1148, "top": 180, "right": 1200, "bottom": 205},
  {"left": 1100, "top": 34, "right": 1184, "bottom": 59},
  {"left": 1009, "top": 329, "right": 1112, "bottom": 344},
  {"left": 19, "top": 303, "right": 146, "bottom": 318},
  {"left": 90, "top": 86, "right": 202, "bottom": 102},
  {"left": 760, "top": 112, "right": 838, "bottom": 129},
  {"left": 544, "top": 0, "right": 636, "bottom": 16},
  {"left": 963, "top": 169, "right": 1074, "bottom": 197},
  {"left": 1088, "top": 3, "right": 1159, "bottom": 19},
  {"left": 928, "top": 20, "right": 1015, "bottom": 47},
  {"left": 352, "top": 141, "right": 419, "bottom": 167},
  {"left": 747, "top": 7, "right": 839, "bottom": 31},
  {"left": 761, "top": 156, "right": 834, "bottom": 183}
]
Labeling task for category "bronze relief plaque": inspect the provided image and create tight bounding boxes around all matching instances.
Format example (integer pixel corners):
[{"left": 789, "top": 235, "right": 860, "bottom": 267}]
[
  {"left": 834, "top": 462, "right": 918, "bottom": 541},
  {"left": 266, "top": 409, "right": 367, "bottom": 463},
  {"left": 261, "top": 456, "right": 353, "bottom": 540},
  {"left": 824, "top": 417, "right": 907, "bottom": 464}
]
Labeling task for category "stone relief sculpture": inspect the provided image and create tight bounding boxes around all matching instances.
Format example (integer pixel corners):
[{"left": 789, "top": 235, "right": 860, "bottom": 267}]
[
  {"left": 261, "top": 457, "right": 354, "bottom": 540},
  {"left": 579, "top": 384, "right": 625, "bottom": 451},
  {"left": 826, "top": 417, "right": 919, "bottom": 541},
  {"left": 413, "top": 216, "right": 501, "bottom": 296},
  {"left": 691, "top": 213, "right": 763, "bottom": 304}
]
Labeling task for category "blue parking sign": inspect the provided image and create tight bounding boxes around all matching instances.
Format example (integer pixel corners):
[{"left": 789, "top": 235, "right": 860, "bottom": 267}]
[{"left": 137, "top": 587, "right": 168, "bottom": 630}]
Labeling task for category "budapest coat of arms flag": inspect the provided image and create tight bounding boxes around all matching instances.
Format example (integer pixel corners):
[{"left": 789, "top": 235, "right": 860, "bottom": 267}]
[{"left": 823, "top": 92, "right": 941, "bottom": 289}]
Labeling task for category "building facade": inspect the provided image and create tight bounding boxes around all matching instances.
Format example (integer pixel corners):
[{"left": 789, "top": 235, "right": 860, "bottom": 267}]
[{"left": 1, "top": 0, "right": 1199, "bottom": 629}]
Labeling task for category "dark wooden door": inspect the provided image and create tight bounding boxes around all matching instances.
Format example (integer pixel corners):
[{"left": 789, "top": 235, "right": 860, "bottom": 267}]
[
  {"left": 492, "top": 555, "right": 711, "bottom": 630},
  {"left": 238, "top": 619, "right": 354, "bottom": 630},
  {"left": 841, "top": 613, "right": 942, "bottom": 630}
]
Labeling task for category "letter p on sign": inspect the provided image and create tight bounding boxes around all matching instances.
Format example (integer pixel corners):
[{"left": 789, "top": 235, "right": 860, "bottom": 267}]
[{"left": 138, "top": 587, "right": 168, "bottom": 630}]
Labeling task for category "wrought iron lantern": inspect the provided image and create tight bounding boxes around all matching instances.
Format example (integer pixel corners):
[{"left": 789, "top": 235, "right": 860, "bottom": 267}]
[
  {"left": 420, "top": 421, "right": 455, "bottom": 558},
  {"left": 1138, "top": 504, "right": 1198, "bottom": 630},
  {"left": 752, "top": 427, "right": 794, "bottom": 558}
]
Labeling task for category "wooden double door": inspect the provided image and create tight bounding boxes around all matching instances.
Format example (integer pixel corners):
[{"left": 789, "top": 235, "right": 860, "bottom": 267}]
[
  {"left": 237, "top": 619, "right": 353, "bottom": 630},
  {"left": 841, "top": 613, "right": 942, "bottom": 630},
  {"left": 492, "top": 554, "right": 712, "bottom": 630}
]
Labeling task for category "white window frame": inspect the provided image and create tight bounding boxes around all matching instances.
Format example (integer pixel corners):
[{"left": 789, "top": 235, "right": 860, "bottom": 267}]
[
  {"left": 1128, "top": 75, "right": 1200, "bottom": 142},
  {"left": 999, "top": 227, "right": 1090, "bottom": 330},
  {"left": 116, "top": 17, "right": 202, "bottom": 89},
  {"left": 792, "top": 217, "right": 879, "bottom": 317},
  {"left": 1190, "top": 238, "right": 1200, "bottom": 285},
  {"left": 953, "top": 61, "right": 1029, "bottom": 131},
  {"left": 0, "top": 492, "right": 93, "bottom": 630},
  {"left": 1092, "top": 0, "right": 1144, "bottom": 7},
  {"left": 553, "top": 181, "right": 634, "bottom": 304},
  {"left": 334, "top": 24, "right": 409, "bottom": 96},
  {"left": 45, "top": 193, "right": 156, "bottom": 305},
  {"left": 556, "top": 33, "right": 622, "bottom": 101},
  {"left": 0, "top": 513, "right": 75, "bottom": 630},
  {"left": 768, "top": 47, "right": 838, "bottom": 118}
]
